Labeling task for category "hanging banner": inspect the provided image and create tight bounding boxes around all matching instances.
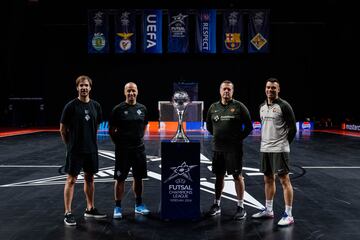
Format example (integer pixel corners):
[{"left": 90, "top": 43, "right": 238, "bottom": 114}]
[
  {"left": 222, "top": 10, "right": 244, "bottom": 53},
  {"left": 168, "top": 10, "right": 190, "bottom": 53},
  {"left": 115, "top": 10, "right": 136, "bottom": 54},
  {"left": 142, "top": 9, "right": 163, "bottom": 54},
  {"left": 196, "top": 9, "right": 216, "bottom": 54},
  {"left": 88, "top": 10, "right": 109, "bottom": 54},
  {"left": 248, "top": 9, "right": 270, "bottom": 53}
]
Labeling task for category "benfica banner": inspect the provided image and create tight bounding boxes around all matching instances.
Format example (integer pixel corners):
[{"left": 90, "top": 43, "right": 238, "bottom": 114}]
[
  {"left": 88, "top": 10, "right": 109, "bottom": 54},
  {"left": 168, "top": 10, "right": 190, "bottom": 53},
  {"left": 222, "top": 10, "right": 244, "bottom": 53},
  {"left": 196, "top": 9, "right": 216, "bottom": 53},
  {"left": 115, "top": 10, "right": 136, "bottom": 54},
  {"left": 248, "top": 9, "right": 270, "bottom": 53},
  {"left": 142, "top": 9, "right": 163, "bottom": 54}
]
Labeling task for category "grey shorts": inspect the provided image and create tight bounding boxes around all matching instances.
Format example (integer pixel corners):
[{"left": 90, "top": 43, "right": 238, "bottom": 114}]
[{"left": 260, "top": 152, "right": 290, "bottom": 176}]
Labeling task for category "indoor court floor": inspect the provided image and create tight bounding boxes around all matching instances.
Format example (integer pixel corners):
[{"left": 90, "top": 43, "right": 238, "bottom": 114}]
[{"left": 0, "top": 129, "right": 359, "bottom": 240}]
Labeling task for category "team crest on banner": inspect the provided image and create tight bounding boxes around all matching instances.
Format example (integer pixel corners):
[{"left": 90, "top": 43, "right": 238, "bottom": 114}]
[
  {"left": 225, "top": 33, "right": 241, "bottom": 50},
  {"left": 223, "top": 10, "right": 244, "bottom": 53},
  {"left": 250, "top": 33, "right": 267, "bottom": 50},
  {"left": 248, "top": 9, "right": 270, "bottom": 53},
  {"left": 88, "top": 10, "right": 109, "bottom": 54},
  {"left": 115, "top": 10, "right": 136, "bottom": 53}
]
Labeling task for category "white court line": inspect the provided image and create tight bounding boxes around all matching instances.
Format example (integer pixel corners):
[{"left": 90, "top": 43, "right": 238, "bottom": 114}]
[
  {"left": 302, "top": 166, "right": 360, "bottom": 169},
  {"left": 0, "top": 165, "right": 62, "bottom": 168}
]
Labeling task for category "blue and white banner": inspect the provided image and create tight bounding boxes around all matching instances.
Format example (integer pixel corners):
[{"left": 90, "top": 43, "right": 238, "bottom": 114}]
[
  {"left": 88, "top": 10, "right": 109, "bottom": 54},
  {"left": 168, "top": 10, "right": 189, "bottom": 53},
  {"left": 196, "top": 9, "right": 216, "bottom": 53},
  {"left": 115, "top": 10, "right": 136, "bottom": 54},
  {"left": 222, "top": 10, "right": 244, "bottom": 53},
  {"left": 142, "top": 9, "right": 163, "bottom": 54},
  {"left": 248, "top": 9, "right": 270, "bottom": 53}
]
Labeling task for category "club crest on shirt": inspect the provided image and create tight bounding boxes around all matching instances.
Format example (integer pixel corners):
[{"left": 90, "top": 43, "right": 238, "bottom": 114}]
[
  {"left": 230, "top": 108, "right": 235, "bottom": 112},
  {"left": 214, "top": 115, "right": 220, "bottom": 122},
  {"left": 137, "top": 109, "right": 142, "bottom": 115},
  {"left": 124, "top": 111, "right": 128, "bottom": 115},
  {"left": 84, "top": 109, "right": 90, "bottom": 121}
]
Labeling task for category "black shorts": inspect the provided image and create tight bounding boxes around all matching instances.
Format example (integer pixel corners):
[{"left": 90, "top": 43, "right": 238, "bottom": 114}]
[
  {"left": 260, "top": 152, "right": 290, "bottom": 176},
  {"left": 212, "top": 150, "right": 243, "bottom": 176},
  {"left": 65, "top": 152, "right": 99, "bottom": 176},
  {"left": 114, "top": 146, "right": 148, "bottom": 181}
]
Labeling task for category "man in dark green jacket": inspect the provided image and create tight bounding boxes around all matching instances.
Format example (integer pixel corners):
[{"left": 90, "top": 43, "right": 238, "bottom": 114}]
[{"left": 206, "top": 80, "right": 253, "bottom": 220}]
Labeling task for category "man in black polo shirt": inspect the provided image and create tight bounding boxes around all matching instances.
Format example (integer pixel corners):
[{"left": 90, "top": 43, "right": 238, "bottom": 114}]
[
  {"left": 60, "top": 75, "right": 106, "bottom": 226},
  {"left": 206, "top": 80, "right": 253, "bottom": 220},
  {"left": 109, "top": 82, "right": 149, "bottom": 219}
]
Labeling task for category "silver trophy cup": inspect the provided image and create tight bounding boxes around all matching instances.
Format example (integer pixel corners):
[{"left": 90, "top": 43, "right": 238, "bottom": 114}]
[{"left": 171, "top": 91, "right": 190, "bottom": 143}]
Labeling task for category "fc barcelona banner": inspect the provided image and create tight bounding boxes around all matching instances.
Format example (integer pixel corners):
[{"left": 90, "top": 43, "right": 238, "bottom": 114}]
[
  {"left": 115, "top": 10, "right": 136, "bottom": 54},
  {"left": 142, "top": 9, "right": 163, "bottom": 54},
  {"left": 168, "top": 10, "right": 189, "bottom": 53},
  {"left": 196, "top": 9, "right": 216, "bottom": 53},
  {"left": 222, "top": 10, "right": 244, "bottom": 53},
  {"left": 248, "top": 9, "right": 270, "bottom": 53},
  {"left": 88, "top": 10, "right": 109, "bottom": 54}
]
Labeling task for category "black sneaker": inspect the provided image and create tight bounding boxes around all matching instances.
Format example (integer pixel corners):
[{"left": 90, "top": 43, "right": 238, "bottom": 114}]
[
  {"left": 208, "top": 204, "right": 221, "bottom": 216},
  {"left": 233, "top": 206, "right": 247, "bottom": 220},
  {"left": 64, "top": 212, "right": 76, "bottom": 226},
  {"left": 84, "top": 207, "right": 107, "bottom": 218}
]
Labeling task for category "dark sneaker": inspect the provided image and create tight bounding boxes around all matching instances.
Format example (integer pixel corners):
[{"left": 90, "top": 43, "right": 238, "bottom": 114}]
[
  {"left": 233, "top": 206, "right": 247, "bottom": 220},
  {"left": 64, "top": 212, "right": 76, "bottom": 226},
  {"left": 208, "top": 204, "right": 221, "bottom": 216},
  {"left": 84, "top": 207, "right": 107, "bottom": 218}
]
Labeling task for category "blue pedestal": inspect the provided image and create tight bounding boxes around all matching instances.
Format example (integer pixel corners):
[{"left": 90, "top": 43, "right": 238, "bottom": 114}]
[{"left": 161, "top": 141, "right": 200, "bottom": 220}]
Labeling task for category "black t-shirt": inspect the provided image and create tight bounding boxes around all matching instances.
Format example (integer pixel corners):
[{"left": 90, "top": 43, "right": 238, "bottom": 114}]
[
  {"left": 60, "top": 98, "right": 102, "bottom": 153},
  {"left": 206, "top": 99, "right": 253, "bottom": 152},
  {"left": 109, "top": 102, "right": 148, "bottom": 149}
]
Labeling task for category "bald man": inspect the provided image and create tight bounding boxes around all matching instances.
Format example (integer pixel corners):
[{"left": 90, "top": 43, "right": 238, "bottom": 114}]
[{"left": 109, "top": 82, "right": 150, "bottom": 219}]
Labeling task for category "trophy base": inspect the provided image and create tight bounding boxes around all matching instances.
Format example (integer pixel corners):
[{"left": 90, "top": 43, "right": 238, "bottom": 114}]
[{"left": 171, "top": 133, "right": 190, "bottom": 143}]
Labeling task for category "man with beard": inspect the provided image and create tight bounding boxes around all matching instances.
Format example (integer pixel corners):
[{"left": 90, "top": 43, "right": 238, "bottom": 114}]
[{"left": 60, "top": 75, "right": 106, "bottom": 226}]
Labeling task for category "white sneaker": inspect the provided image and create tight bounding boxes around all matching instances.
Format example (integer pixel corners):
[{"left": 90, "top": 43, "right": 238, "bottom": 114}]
[
  {"left": 277, "top": 213, "right": 294, "bottom": 226},
  {"left": 252, "top": 209, "right": 274, "bottom": 219}
]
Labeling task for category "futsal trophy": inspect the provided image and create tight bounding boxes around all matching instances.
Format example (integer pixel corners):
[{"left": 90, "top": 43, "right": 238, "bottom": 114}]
[{"left": 171, "top": 91, "right": 190, "bottom": 143}]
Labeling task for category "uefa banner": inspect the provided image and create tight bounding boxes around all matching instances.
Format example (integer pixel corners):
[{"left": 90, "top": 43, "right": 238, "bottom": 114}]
[
  {"left": 248, "top": 9, "right": 270, "bottom": 53},
  {"left": 142, "top": 9, "right": 163, "bottom": 54},
  {"left": 222, "top": 10, "right": 244, "bottom": 53},
  {"left": 115, "top": 10, "right": 136, "bottom": 54},
  {"left": 196, "top": 9, "right": 216, "bottom": 54},
  {"left": 88, "top": 10, "right": 109, "bottom": 54},
  {"left": 168, "top": 10, "right": 190, "bottom": 53}
]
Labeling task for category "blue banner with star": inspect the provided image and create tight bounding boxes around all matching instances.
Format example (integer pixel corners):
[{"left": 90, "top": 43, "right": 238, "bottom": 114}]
[
  {"left": 168, "top": 10, "right": 190, "bottom": 53},
  {"left": 115, "top": 10, "right": 136, "bottom": 54},
  {"left": 222, "top": 10, "right": 244, "bottom": 53},
  {"left": 142, "top": 9, "right": 163, "bottom": 54},
  {"left": 195, "top": 9, "right": 216, "bottom": 54},
  {"left": 248, "top": 9, "right": 270, "bottom": 53},
  {"left": 88, "top": 10, "right": 109, "bottom": 54}
]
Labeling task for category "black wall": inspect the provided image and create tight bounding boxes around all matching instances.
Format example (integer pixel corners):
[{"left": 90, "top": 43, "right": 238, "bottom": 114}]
[{"left": 3, "top": 0, "right": 359, "bottom": 127}]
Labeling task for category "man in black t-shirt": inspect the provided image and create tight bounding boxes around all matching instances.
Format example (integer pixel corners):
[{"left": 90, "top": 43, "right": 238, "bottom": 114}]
[
  {"left": 206, "top": 80, "right": 253, "bottom": 220},
  {"left": 60, "top": 75, "right": 106, "bottom": 226},
  {"left": 109, "top": 82, "right": 149, "bottom": 219}
]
